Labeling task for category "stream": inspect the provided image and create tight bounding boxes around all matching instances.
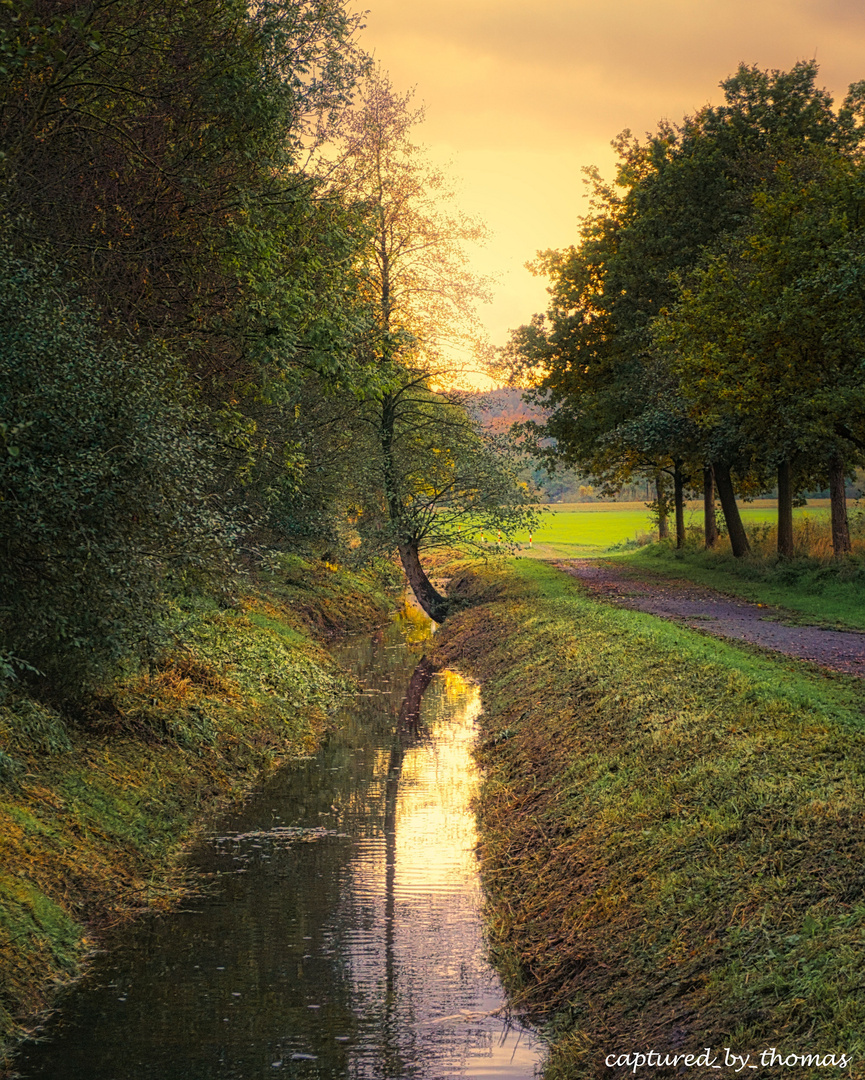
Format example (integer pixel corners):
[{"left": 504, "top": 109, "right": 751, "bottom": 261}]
[{"left": 14, "top": 611, "right": 543, "bottom": 1080}]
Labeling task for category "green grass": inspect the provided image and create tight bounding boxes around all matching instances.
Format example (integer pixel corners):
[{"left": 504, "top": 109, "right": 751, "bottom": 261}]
[
  {"left": 624, "top": 542, "right": 865, "bottom": 632},
  {"left": 510, "top": 499, "right": 846, "bottom": 559},
  {"left": 435, "top": 559, "right": 865, "bottom": 1079},
  {"left": 0, "top": 558, "right": 395, "bottom": 1070},
  {"left": 517, "top": 502, "right": 655, "bottom": 556},
  {"left": 505, "top": 498, "right": 865, "bottom": 632}
]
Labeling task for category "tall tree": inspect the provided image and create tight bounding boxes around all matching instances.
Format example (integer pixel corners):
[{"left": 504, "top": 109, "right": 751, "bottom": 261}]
[
  {"left": 657, "top": 148, "right": 865, "bottom": 558},
  {"left": 507, "top": 61, "right": 865, "bottom": 558},
  {"left": 0, "top": 0, "right": 373, "bottom": 400},
  {"left": 324, "top": 70, "right": 531, "bottom": 618}
]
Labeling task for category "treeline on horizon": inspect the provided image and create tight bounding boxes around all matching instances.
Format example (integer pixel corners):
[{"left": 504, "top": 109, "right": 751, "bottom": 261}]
[
  {"left": 505, "top": 61, "right": 865, "bottom": 558},
  {"left": 0, "top": 0, "right": 535, "bottom": 702}
]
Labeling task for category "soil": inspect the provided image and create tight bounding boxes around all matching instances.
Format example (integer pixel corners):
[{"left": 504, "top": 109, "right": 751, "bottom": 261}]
[{"left": 555, "top": 559, "right": 865, "bottom": 678}]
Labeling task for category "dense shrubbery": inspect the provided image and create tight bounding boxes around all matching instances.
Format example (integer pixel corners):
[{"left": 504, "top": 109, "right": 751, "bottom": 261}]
[{"left": 0, "top": 246, "right": 229, "bottom": 694}]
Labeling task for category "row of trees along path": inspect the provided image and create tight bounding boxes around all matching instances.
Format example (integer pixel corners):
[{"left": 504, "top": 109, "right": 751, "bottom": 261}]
[{"left": 505, "top": 61, "right": 865, "bottom": 561}]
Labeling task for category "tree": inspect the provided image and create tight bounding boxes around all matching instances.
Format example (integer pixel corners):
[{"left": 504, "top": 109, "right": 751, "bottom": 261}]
[
  {"left": 507, "top": 61, "right": 865, "bottom": 558},
  {"left": 0, "top": 0, "right": 375, "bottom": 417},
  {"left": 350, "top": 377, "right": 536, "bottom": 621},
  {"left": 323, "top": 70, "right": 532, "bottom": 618},
  {"left": 0, "top": 0, "right": 399, "bottom": 572},
  {"left": 657, "top": 148, "right": 865, "bottom": 558},
  {"left": 502, "top": 161, "right": 709, "bottom": 551}
]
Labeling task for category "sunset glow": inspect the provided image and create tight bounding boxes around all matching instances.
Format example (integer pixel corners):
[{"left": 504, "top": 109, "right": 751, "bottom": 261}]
[{"left": 356, "top": 0, "right": 865, "bottom": 352}]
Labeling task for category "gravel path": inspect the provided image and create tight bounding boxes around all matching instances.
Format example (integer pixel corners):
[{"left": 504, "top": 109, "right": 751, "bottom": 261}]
[{"left": 556, "top": 559, "right": 865, "bottom": 677}]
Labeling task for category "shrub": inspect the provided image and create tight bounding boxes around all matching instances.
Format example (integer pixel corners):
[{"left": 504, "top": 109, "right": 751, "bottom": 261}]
[{"left": 0, "top": 244, "right": 230, "bottom": 696}]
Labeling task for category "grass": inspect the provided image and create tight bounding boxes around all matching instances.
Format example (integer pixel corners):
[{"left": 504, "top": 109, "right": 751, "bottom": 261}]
[
  {"left": 0, "top": 558, "right": 394, "bottom": 1071},
  {"left": 435, "top": 558, "right": 865, "bottom": 1079},
  {"left": 504, "top": 499, "right": 865, "bottom": 632},
  {"left": 509, "top": 498, "right": 858, "bottom": 560},
  {"left": 518, "top": 502, "right": 656, "bottom": 557},
  {"left": 625, "top": 542, "right": 865, "bottom": 632}
]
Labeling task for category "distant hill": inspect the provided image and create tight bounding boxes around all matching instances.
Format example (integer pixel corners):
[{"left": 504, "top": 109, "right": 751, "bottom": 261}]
[{"left": 462, "top": 388, "right": 547, "bottom": 433}]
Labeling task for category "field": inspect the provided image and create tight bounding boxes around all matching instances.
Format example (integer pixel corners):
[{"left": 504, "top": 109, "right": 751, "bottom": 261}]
[{"left": 516, "top": 498, "right": 841, "bottom": 558}]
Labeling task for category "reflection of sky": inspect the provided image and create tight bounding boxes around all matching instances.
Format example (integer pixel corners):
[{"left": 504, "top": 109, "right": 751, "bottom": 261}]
[
  {"left": 338, "top": 671, "right": 540, "bottom": 1079},
  {"left": 356, "top": 0, "right": 865, "bottom": 364},
  {"left": 14, "top": 622, "right": 541, "bottom": 1080}
]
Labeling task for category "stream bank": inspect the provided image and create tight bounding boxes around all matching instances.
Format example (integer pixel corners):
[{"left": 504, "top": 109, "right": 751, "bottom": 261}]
[
  {"left": 0, "top": 558, "right": 394, "bottom": 1072},
  {"left": 11, "top": 599, "right": 543, "bottom": 1080},
  {"left": 432, "top": 558, "right": 865, "bottom": 1079}
]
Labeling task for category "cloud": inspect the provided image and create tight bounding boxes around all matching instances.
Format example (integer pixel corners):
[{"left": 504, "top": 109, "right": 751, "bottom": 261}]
[{"left": 355, "top": 0, "right": 865, "bottom": 349}]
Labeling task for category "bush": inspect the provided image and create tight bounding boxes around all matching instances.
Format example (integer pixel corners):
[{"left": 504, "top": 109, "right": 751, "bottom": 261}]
[{"left": 0, "top": 245, "right": 230, "bottom": 696}]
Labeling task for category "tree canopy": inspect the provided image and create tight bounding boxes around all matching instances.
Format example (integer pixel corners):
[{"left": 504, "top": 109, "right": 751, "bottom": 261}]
[
  {"left": 507, "top": 61, "right": 865, "bottom": 559},
  {"left": 0, "top": 2, "right": 534, "bottom": 692}
]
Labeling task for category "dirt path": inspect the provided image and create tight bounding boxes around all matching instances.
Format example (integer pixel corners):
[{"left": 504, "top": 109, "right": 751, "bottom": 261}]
[{"left": 555, "top": 559, "right": 865, "bottom": 677}]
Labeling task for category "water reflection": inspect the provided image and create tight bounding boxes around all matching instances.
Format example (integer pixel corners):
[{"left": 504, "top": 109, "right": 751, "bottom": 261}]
[{"left": 15, "top": 615, "right": 542, "bottom": 1080}]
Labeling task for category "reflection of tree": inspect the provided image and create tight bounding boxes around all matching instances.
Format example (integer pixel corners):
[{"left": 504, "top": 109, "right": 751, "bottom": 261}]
[
  {"left": 397, "top": 655, "right": 437, "bottom": 735},
  {"left": 381, "top": 653, "right": 437, "bottom": 1077}
]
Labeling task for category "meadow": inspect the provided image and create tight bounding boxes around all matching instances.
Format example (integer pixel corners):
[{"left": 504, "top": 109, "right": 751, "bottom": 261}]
[{"left": 517, "top": 498, "right": 844, "bottom": 558}]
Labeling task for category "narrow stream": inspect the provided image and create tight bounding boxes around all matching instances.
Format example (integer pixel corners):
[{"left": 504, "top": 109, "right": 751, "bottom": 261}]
[{"left": 15, "top": 612, "right": 543, "bottom": 1080}]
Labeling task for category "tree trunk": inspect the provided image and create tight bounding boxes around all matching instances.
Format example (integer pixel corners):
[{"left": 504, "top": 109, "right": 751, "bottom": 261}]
[
  {"left": 381, "top": 393, "right": 449, "bottom": 622},
  {"left": 655, "top": 472, "right": 669, "bottom": 540},
  {"left": 777, "top": 460, "right": 794, "bottom": 560},
  {"left": 828, "top": 453, "right": 852, "bottom": 558},
  {"left": 673, "top": 460, "right": 685, "bottom": 549},
  {"left": 398, "top": 541, "right": 449, "bottom": 623},
  {"left": 703, "top": 465, "right": 718, "bottom": 549},
  {"left": 713, "top": 461, "right": 751, "bottom": 558}
]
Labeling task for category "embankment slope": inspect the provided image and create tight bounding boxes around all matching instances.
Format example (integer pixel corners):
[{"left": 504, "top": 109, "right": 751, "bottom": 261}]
[
  {"left": 436, "top": 559, "right": 865, "bottom": 1079},
  {"left": 0, "top": 559, "right": 393, "bottom": 1070}
]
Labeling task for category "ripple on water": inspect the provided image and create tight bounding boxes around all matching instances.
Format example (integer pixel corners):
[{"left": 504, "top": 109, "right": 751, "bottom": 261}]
[{"left": 14, "top": 617, "right": 544, "bottom": 1080}]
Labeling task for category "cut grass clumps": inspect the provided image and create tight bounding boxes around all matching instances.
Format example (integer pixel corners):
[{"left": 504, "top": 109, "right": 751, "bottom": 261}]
[
  {"left": 433, "top": 558, "right": 865, "bottom": 1079},
  {"left": 0, "top": 558, "right": 393, "bottom": 1070}
]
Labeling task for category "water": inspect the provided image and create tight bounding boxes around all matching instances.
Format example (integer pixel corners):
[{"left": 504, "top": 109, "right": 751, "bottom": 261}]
[{"left": 15, "top": 614, "right": 543, "bottom": 1080}]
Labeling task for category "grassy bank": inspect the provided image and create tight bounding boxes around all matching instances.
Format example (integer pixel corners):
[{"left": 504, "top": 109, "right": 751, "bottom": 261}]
[
  {"left": 436, "top": 559, "right": 865, "bottom": 1079},
  {"left": 0, "top": 557, "right": 394, "bottom": 1070}
]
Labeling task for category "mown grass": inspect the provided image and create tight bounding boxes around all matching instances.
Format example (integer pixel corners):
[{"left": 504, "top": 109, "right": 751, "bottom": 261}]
[
  {"left": 436, "top": 559, "right": 865, "bottom": 1079},
  {"left": 0, "top": 558, "right": 393, "bottom": 1070},
  {"left": 519, "top": 502, "right": 655, "bottom": 557}
]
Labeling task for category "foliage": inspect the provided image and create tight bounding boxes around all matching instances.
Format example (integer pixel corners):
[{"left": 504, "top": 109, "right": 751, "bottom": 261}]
[
  {"left": 506, "top": 61, "right": 865, "bottom": 556},
  {"left": 325, "top": 67, "right": 491, "bottom": 376},
  {"left": 654, "top": 147, "right": 865, "bottom": 471},
  {"left": 0, "top": 244, "right": 229, "bottom": 695},
  {"left": 349, "top": 377, "right": 538, "bottom": 556},
  {"left": 0, "top": 0, "right": 371, "bottom": 383}
]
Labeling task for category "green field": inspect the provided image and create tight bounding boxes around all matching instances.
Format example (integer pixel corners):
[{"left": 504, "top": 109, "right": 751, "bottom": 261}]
[{"left": 516, "top": 499, "right": 838, "bottom": 558}]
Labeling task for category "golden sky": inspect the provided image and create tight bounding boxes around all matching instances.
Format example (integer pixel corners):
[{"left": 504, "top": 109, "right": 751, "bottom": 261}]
[{"left": 355, "top": 0, "right": 865, "bottom": 365}]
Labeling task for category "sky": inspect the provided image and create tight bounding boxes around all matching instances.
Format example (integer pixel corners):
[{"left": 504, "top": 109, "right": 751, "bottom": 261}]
[{"left": 352, "top": 0, "right": 865, "bottom": 383}]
